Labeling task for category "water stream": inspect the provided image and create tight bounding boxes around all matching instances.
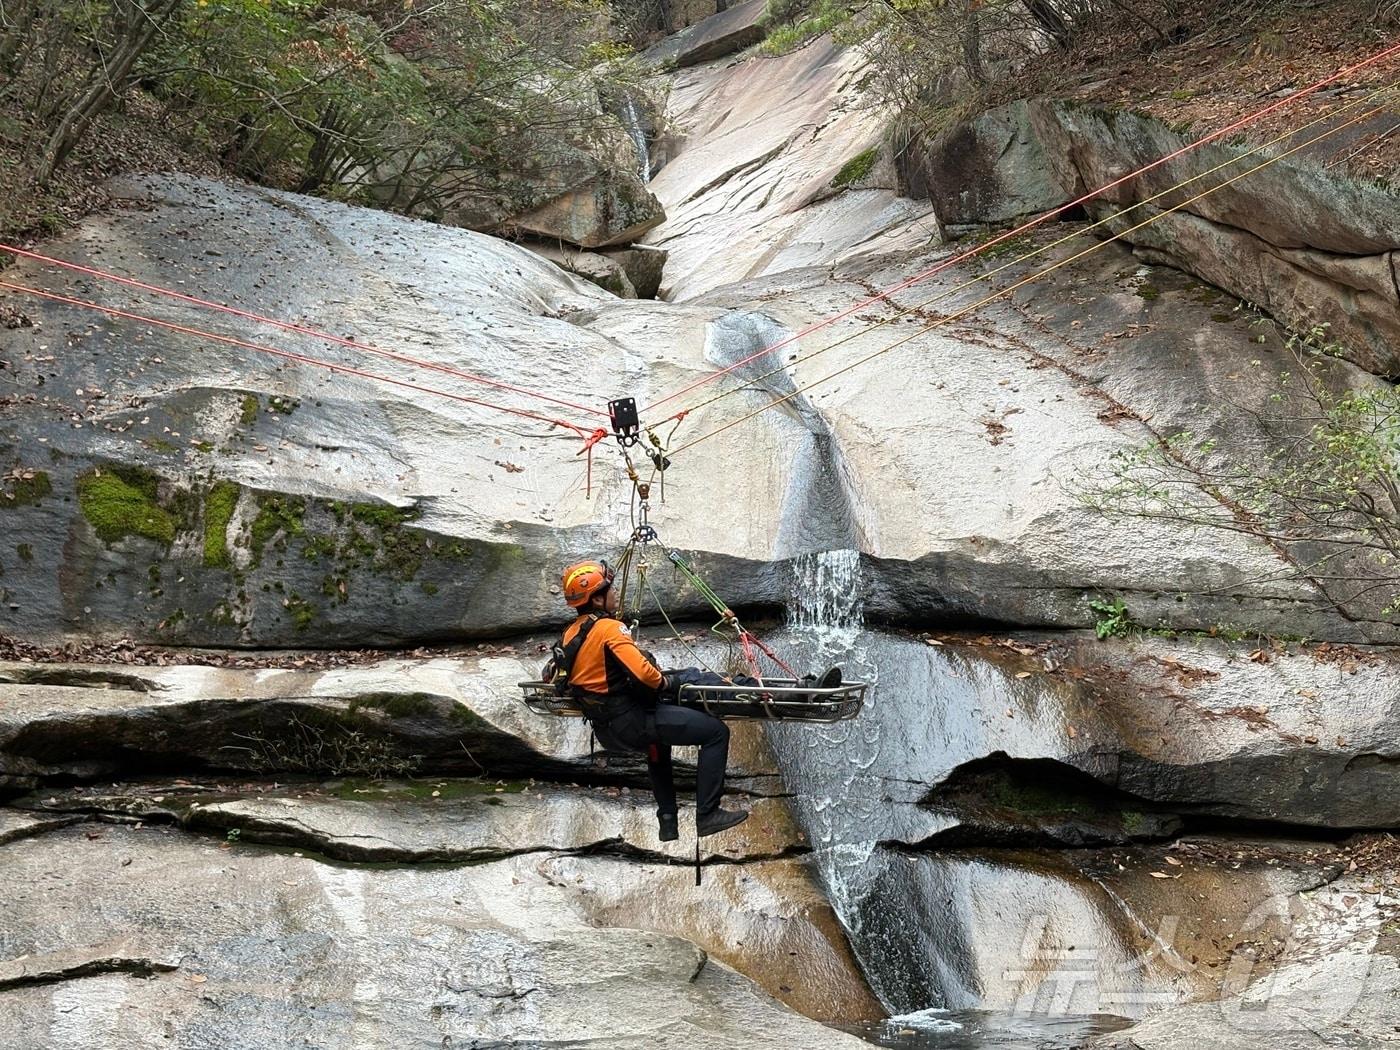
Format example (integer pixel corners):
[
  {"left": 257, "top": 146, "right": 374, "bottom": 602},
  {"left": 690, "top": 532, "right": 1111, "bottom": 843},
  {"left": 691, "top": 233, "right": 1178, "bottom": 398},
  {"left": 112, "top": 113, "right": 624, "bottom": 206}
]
[
  {"left": 620, "top": 94, "right": 651, "bottom": 183},
  {"left": 773, "top": 553, "right": 1139, "bottom": 1047}
]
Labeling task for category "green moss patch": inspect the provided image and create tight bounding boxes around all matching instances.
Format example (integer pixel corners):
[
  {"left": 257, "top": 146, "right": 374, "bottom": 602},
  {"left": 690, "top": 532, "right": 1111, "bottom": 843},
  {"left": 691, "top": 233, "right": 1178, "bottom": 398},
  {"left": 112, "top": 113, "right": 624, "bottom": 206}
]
[
  {"left": 240, "top": 395, "right": 260, "bottom": 426},
  {"left": 1, "top": 470, "right": 52, "bottom": 508},
  {"left": 77, "top": 469, "right": 176, "bottom": 545},
  {"left": 251, "top": 494, "right": 306, "bottom": 564},
  {"left": 285, "top": 593, "right": 316, "bottom": 632},
  {"left": 203, "top": 480, "right": 241, "bottom": 569},
  {"left": 335, "top": 500, "right": 427, "bottom": 580},
  {"left": 16, "top": 543, "right": 32, "bottom": 562},
  {"left": 831, "top": 146, "right": 878, "bottom": 188}
]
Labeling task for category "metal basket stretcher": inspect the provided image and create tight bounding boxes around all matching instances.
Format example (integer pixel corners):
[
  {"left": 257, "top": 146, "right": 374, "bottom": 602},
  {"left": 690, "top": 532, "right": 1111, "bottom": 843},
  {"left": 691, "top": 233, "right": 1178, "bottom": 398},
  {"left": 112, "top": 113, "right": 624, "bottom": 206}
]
[{"left": 519, "top": 678, "right": 867, "bottom": 723}]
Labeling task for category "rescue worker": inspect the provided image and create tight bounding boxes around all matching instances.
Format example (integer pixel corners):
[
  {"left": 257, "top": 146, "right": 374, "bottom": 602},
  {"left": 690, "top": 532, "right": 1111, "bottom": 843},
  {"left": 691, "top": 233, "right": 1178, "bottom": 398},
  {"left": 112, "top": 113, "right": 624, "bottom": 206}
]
[{"left": 552, "top": 558, "right": 840, "bottom": 842}]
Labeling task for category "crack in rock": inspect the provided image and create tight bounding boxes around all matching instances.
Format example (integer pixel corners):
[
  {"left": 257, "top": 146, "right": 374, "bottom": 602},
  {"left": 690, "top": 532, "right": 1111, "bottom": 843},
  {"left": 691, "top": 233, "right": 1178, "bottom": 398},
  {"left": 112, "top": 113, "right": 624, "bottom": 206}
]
[{"left": 0, "top": 943, "right": 180, "bottom": 991}]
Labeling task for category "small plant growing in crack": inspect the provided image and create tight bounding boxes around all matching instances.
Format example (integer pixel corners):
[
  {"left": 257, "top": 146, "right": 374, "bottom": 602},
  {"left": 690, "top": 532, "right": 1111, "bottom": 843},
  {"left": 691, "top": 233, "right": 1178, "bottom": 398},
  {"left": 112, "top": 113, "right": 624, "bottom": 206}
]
[{"left": 1089, "top": 596, "right": 1136, "bottom": 639}]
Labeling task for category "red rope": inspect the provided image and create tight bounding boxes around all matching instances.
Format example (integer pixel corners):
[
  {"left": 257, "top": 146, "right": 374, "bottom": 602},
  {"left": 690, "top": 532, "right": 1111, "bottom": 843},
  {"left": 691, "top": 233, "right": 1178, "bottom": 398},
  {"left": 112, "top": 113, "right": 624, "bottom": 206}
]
[
  {"left": 0, "top": 243, "right": 606, "bottom": 420},
  {"left": 0, "top": 279, "right": 595, "bottom": 440},
  {"left": 741, "top": 629, "right": 800, "bottom": 679},
  {"left": 738, "top": 630, "right": 760, "bottom": 680},
  {"left": 643, "top": 38, "right": 1400, "bottom": 421}
]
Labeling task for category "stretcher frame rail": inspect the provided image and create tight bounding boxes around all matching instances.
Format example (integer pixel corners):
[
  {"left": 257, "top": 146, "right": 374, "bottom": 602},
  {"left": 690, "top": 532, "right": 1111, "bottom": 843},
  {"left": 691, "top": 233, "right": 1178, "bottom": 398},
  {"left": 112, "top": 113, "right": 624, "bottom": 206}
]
[{"left": 518, "top": 679, "right": 866, "bottom": 723}]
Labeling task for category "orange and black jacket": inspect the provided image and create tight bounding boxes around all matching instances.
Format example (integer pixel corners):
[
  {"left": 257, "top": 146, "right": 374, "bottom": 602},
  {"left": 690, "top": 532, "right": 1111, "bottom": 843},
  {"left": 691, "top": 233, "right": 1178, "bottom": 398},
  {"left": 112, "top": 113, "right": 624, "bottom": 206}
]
[{"left": 561, "top": 613, "right": 663, "bottom": 716}]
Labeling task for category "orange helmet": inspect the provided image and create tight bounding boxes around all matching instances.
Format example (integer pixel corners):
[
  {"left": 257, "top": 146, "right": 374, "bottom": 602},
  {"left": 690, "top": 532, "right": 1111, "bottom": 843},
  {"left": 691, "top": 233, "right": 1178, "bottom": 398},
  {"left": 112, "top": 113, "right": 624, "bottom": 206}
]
[{"left": 561, "top": 559, "right": 614, "bottom": 607}]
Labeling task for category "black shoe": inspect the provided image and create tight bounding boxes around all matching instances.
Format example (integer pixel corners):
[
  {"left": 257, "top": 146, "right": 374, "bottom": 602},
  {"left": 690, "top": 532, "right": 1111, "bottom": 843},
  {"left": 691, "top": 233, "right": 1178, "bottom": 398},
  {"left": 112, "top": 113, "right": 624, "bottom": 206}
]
[
  {"left": 795, "top": 666, "right": 842, "bottom": 703},
  {"left": 697, "top": 807, "right": 749, "bottom": 838},
  {"left": 658, "top": 813, "right": 679, "bottom": 842}
]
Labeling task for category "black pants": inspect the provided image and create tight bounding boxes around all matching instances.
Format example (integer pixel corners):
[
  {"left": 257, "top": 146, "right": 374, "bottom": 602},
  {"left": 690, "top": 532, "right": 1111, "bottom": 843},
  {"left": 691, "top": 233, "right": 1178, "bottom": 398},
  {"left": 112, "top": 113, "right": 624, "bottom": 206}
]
[
  {"left": 662, "top": 668, "right": 760, "bottom": 698},
  {"left": 602, "top": 702, "right": 730, "bottom": 819}
]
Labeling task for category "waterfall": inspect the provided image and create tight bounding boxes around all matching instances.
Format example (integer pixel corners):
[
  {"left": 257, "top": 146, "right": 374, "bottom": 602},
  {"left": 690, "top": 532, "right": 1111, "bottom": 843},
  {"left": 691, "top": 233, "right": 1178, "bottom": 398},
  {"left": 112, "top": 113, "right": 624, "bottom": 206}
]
[
  {"left": 787, "top": 548, "right": 863, "bottom": 633},
  {"left": 620, "top": 95, "right": 651, "bottom": 183}
]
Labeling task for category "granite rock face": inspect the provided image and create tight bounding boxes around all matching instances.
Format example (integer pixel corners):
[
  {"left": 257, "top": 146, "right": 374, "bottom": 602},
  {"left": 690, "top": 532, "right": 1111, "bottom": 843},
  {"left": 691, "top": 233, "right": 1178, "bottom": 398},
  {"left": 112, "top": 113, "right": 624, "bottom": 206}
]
[
  {"left": 0, "top": 821, "right": 873, "bottom": 1049},
  {"left": 899, "top": 98, "right": 1400, "bottom": 375}
]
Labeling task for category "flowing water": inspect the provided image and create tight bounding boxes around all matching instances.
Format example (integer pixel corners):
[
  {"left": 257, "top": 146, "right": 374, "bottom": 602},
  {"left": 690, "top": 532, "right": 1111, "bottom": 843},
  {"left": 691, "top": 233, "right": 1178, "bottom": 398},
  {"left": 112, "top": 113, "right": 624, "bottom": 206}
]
[
  {"left": 837, "top": 1009, "right": 1133, "bottom": 1048},
  {"left": 773, "top": 550, "right": 1141, "bottom": 1045},
  {"left": 620, "top": 94, "right": 651, "bottom": 183}
]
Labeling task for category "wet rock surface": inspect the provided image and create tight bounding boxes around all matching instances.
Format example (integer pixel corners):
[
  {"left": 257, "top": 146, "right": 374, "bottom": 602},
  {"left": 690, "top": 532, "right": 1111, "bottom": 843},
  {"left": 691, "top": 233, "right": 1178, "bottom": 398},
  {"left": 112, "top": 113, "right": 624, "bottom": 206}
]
[
  {"left": 773, "top": 629, "right": 1400, "bottom": 838},
  {"left": 1086, "top": 841, "right": 1400, "bottom": 1049},
  {"left": 506, "top": 169, "right": 665, "bottom": 249},
  {"left": 760, "top": 624, "right": 1400, "bottom": 1029}
]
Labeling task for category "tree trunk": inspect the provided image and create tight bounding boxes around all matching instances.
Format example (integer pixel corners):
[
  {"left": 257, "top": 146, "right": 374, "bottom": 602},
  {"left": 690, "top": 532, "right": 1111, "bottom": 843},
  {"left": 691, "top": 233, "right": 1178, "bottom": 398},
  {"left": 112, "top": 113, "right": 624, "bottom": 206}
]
[
  {"left": 1022, "top": 0, "right": 1071, "bottom": 48},
  {"left": 962, "top": 3, "right": 986, "bottom": 85},
  {"left": 0, "top": 0, "right": 38, "bottom": 75},
  {"left": 36, "top": 0, "right": 183, "bottom": 184}
]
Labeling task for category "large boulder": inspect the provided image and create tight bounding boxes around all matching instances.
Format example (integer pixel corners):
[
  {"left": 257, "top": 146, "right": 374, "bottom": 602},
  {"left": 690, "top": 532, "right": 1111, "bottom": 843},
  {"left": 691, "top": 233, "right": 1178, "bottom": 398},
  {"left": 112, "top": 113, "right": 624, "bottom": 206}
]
[
  {"left": 505, "top": 169, "right": 665, "bottom": 248},
  {"left": 522, "top": 239, "right": 669, "bottom": 299},
  {"left": 642, "top": 0, "right": 768, "bottom": 70},
  {"left": 896, "top": 99, "right": 1071, "bottom": 225},
  {"left": 898, "top": 97, "right": 1400, "bottom": 376},
  {"left": 0, "top": 173, "right": 801, "bottom": 648}
]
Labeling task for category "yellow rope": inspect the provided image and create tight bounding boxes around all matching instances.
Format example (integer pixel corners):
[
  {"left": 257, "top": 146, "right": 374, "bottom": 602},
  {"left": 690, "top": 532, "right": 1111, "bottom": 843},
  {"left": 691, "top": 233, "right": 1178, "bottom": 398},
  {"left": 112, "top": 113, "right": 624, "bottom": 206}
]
[{"left": 670, "top": 85, "right": 1399, "bottom": 457}]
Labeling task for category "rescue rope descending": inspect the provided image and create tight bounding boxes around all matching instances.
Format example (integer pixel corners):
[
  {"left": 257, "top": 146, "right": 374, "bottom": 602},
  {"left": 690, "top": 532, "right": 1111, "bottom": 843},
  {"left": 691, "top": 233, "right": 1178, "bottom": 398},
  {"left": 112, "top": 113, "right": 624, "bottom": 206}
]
[{"left": 522, "top": 398, "right": 867, "bottom": 724}]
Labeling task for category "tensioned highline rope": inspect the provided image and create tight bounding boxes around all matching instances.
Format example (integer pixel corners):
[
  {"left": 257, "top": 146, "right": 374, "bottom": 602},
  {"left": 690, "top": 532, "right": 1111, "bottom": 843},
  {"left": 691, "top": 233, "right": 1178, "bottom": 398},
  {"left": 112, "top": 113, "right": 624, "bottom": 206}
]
[
  {"left": 667, "top": 86, "right": 1399, "bottom": 457},
  {"left": 0, "top": 242, "right": 606, "bottom": 422},
  {"left": 0, "top": 279, "right": 598, "bottom": 440},
  {"left": 655, "top": 82, "right": 1397, "bottom": 429},
  {"left": 640, "top": 38, "right": 1400, "bottom": 418}
]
